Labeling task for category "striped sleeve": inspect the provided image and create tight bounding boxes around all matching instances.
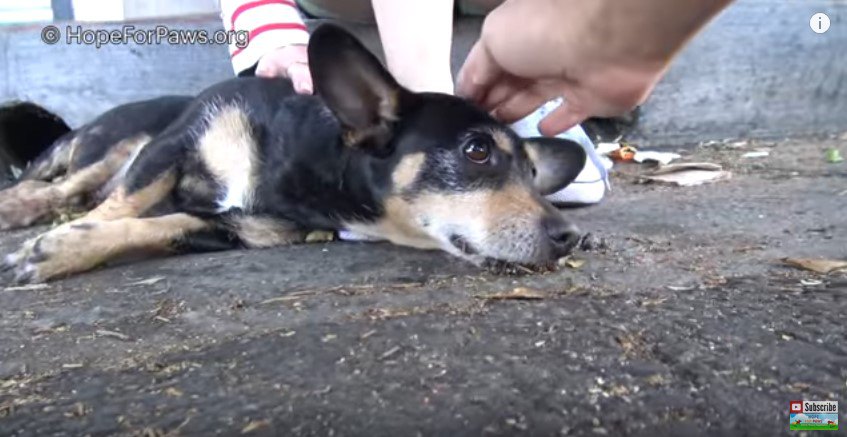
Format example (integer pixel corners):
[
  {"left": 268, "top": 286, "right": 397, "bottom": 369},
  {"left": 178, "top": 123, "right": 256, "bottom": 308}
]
[{"left": 220, "top": 0, "right": 310, "bottom": 75}]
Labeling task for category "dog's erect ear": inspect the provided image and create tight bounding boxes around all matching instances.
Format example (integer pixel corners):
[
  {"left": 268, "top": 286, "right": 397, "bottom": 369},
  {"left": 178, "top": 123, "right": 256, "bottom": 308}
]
[
  {"left": 524, "top": 137, "right": 587, "bottom": 195},
  {"left": 309, "top": 24, "right": 408, "bottom": 155}
]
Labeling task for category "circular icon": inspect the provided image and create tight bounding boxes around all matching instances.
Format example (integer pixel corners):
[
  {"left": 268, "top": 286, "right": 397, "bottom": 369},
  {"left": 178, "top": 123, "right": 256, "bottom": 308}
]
[
  {"left": 810, "top": 13, "right": 831, "bottom": 34},
  {"left": 41, "top": 25, "right": 60, "bottom": 44}
]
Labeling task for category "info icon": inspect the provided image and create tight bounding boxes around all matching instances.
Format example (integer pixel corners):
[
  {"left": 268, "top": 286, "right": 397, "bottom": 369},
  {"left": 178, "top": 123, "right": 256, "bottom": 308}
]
[{"left": 790, "top": 401, "right": 803, "bottom": 413}]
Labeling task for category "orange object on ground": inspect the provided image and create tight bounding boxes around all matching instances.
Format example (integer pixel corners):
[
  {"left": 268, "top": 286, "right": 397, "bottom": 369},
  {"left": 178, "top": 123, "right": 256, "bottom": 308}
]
[{"left": 609, "top": 144, "right": 637, "bottom": 161}]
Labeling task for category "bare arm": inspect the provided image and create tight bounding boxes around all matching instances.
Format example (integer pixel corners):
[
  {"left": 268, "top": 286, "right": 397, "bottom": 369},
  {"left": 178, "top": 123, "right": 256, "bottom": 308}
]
[{"left": 371, "top": 0, "right": 456, "bottom": 94}]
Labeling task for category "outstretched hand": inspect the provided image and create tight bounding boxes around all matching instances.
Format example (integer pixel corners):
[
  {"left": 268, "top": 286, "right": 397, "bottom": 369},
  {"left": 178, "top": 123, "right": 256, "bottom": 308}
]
[
  {"left": 457, "top": 0, "right": 732, "bottom": 136},
  {"left": 458, "top": 39, "right": 658, "bottom": 136}
]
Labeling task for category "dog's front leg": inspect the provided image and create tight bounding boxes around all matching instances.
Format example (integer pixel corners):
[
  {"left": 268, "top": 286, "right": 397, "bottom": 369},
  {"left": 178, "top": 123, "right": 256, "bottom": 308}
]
[{"left": 3, "top": 213, "right": 210, "bottom": 283}]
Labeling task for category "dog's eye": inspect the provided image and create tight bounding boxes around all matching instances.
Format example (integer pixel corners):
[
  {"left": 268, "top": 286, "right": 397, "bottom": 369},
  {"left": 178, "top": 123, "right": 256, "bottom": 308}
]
[{"left": 463, "top": 137, "right": 492, "bottom": 164}]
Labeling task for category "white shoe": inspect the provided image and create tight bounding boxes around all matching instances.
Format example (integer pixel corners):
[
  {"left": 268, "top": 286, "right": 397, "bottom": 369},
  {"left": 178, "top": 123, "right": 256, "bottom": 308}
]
[
  {"left": 337, "top": 229, "right": 382, "bottom": 242},
  {"left": 510, "top": 98, "right": 611, "bottom": 206}
]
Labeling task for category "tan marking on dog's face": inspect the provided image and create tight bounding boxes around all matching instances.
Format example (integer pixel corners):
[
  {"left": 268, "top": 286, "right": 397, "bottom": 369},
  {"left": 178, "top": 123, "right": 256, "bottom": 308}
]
[
  {"left": 5, "top": 213, "right": 208, "bottom": 282},
  {"left": 234, "top": 216, "right": 309, "bottom": 249},
  {"left": 392, "top": 152, "right": 425, "bottom": 191},
  {"left": 344, "top": 182, "right": 560, "bottom": 264},
  {"left": 490, "top": 129, "right": 514, "bottom": 155},
  {"left": 343, "top": 196, "right": 440, "bottom": 251},
  {"left": 0, "top": 134, "right": 150, "bottom": 230},
  {"left": 198, "top": 104, "right": 259, "bottom": 211}
]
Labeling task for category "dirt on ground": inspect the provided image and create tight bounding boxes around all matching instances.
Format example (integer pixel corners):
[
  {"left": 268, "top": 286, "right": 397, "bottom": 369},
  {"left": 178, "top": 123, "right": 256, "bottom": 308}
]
[{"left": 0, "top": 138, "right": 845, "bottom": 436}]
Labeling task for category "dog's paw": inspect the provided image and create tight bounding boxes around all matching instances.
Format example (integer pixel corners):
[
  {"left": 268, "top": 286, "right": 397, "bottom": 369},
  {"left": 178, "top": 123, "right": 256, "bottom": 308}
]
[
  {"left": 3, "top": 237, "right": 48, "bottom": 284},
  {"left": 0, "top": 181, "right": 55, "bottom": 231},
  {"left": 3, "top": 223, "right": 101, "bottom": 283}
]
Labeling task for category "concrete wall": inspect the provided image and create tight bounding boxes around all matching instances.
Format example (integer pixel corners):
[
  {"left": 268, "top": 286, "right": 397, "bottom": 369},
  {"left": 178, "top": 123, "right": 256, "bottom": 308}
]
[
  {"left": 70, "top": 0, "right": 218, "bottom": 21},
  {"left": 122, "top": 0, "right": 218, "bottom": 20},
  {"left": 1, "top": 0, "right": 845, "bottom": 146}
]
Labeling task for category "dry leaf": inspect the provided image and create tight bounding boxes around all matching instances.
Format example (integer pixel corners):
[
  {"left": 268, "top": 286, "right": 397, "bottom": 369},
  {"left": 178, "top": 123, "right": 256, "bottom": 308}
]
[
  {"left": 164, "top": 387, "right": 183, "bottom": 397},
  {"left": 95, "top": 329, "right": 130, "bottom": 341},
  {"left": 781, "top": 258, "right": 847, "bottom": 274},
  {"left": 4, "top": 283, "right": 49, "bottom": 292},
  {"left": 644, "top": 162, "right": 731, "bottom": 187},
  {"left": 305, "top": 230, "right": 335, "bottom": 243},
  {"left": 125, "top": 276, "right": 166, "bottom": 287},
  {"left": 241, "top": 420, "right": 270, "bottom": 434},
  {"left": 558, "top": 257, "right": 585, "bottom": 269},
  {"left": 477, "top": 287, "right": 545, "bottom": 301}
]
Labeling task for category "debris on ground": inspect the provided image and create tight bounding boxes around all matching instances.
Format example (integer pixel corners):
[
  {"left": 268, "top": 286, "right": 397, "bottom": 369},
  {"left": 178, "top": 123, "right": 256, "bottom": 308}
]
[
  {"left": 642, "top": 163, "right": 732, "bottom": 187},
  {"left": 742, "top": 150, "right": 770, "bottom": 158},
  {"left": 95, "top": 329, "right": 131, "bottom": 341},
  {"left": 4, "top": 283, "right": 49, "bottom": 292},
  {"left": 781, "top": 257, "right": 847, "bottom": 274},
  {"left": 825, "top": 148, "right": 843, "bottom": 163},
  {"left": 633, "top": 151, "right": 682, "bottom": 165},
  {"left": 475, "top": 287, "right": 546, "bottom": 301},
  {"left": 578, "top": 233, "right": 609, "bottom": 252},
  {"left": 378, "top": 345, "right": 402, "bottom": 361},
  {"left": 666, "top": 285, "right": 697, "bottom": 292},
  {"left": 164, "top": 387, "right": 184, "bottom": 398},
  {"left": 125, "top": 276, "right": 166, "bottom": 287},
  {"left": 597, "top": 142, "right": 680, "bottom": 165},
  {"left": 596, "top": 142, "right": 622, "bottom": 156},
  {"left": 305, "top": 230, "right": 335, "bottom": 243},
  {"left": 597, "top": 142, "right": 634, "bottom": 161},
  {"left": 241, "top": 419, "right": 270, "bottom": 434},
  {"left": 608, "top": 144, "right": 637, "bottom": 162},
  {"left": 557, "top": 257, "right": 585, "bottom": 269}
]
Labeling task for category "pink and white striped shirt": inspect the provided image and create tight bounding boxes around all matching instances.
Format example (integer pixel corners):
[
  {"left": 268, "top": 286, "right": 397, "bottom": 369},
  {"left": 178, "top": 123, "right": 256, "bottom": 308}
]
[{"left": 220, "top": 0, "right": 310, "bottom": 75}]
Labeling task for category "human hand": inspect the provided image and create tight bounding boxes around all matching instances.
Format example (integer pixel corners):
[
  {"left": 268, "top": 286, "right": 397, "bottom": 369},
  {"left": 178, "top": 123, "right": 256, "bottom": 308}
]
[
  {"left": 457, "top": 0, "right": 731, "bottom": 136},
  {"left": 255, "top": 44, "right": 313, "bottom": 94},
  {"left": 458, "top": 41, "right": 658, "bottom": 136}
]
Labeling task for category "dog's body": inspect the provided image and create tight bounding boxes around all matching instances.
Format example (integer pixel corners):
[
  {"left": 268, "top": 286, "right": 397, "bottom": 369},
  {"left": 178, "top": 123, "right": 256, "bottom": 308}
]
[{"left": 0, "top": 25, "right": 586, "bottom": 283}]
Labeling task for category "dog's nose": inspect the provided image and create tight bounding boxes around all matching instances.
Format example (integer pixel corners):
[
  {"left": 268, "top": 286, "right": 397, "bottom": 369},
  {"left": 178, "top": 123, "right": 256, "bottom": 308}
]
[{"left": 542, "top": 216, "right": 581, "bottom": 258}]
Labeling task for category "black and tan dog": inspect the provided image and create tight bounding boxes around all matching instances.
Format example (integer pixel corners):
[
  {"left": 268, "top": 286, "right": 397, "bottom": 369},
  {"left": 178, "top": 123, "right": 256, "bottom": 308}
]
[{"left": 0, "top": 24, "right": 587, "bottom": 284}]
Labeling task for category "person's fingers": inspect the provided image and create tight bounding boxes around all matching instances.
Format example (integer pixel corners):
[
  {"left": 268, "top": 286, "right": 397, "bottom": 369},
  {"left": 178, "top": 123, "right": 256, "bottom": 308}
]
[
  {"left": 480, "top": 78, "right": 532, "bottom": 112},
  {"left": 537, "top": 100, "right": 590, "bottom": 136},
  {"left": 256, "top": 45, "right": 309, "bottom": 79},
  {"left": 455, "top": 41, "right": 502, "bottom": 103},
  {"left": 490, "top": 88, "right": 550, "bottom": 124},
  {"left": 286, "top": 63, "right": 314, "bottom": 94},
  {"left": 255, "top": 56, "right": 285, "bottom": 78}
]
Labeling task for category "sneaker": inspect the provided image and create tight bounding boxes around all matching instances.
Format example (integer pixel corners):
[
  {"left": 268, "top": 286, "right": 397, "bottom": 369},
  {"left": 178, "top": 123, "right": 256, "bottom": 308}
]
[
  {"left": 337, "top": 229, "right": 382, "bottom": 242},
  {"left": 510, "top": 98, "right": 611, "bottom": 206}
]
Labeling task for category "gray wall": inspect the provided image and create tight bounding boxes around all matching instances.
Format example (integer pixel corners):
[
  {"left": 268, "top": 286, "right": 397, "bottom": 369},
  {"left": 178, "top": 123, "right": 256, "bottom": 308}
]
[{"left": 1, "top": 0, "right": 845, "bottom": 145}]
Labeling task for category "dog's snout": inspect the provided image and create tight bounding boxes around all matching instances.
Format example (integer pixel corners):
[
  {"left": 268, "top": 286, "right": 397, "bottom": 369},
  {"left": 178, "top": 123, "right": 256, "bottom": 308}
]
[{"left": 542, "top": 216, "right": 581, "bottom": 257}]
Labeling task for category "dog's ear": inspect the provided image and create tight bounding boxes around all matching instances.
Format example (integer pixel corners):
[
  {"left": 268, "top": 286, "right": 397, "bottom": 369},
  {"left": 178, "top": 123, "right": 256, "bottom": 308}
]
[
  {"left": 523, "top": 137, "right": 587, "bottom": 195},
  {"left": 309, "top": 24, "right": 409, "bottom": 155}
]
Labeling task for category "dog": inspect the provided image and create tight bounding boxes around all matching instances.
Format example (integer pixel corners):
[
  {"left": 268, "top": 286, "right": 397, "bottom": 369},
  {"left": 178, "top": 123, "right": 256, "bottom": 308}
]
[{"left": 0, "top": 24, "right": 587, "bottom": 284}]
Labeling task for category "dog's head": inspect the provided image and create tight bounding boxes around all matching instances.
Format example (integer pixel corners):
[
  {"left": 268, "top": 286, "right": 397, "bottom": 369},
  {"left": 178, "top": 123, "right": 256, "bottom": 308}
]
[{"left": 309, "top": 24, "right": 586, "bottom": 265}]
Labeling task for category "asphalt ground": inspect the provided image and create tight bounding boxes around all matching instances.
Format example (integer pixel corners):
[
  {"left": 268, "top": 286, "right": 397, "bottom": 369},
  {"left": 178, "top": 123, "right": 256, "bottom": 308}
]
[{"left": 1, "top": 138, "right": 845, "bottom": 436}]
